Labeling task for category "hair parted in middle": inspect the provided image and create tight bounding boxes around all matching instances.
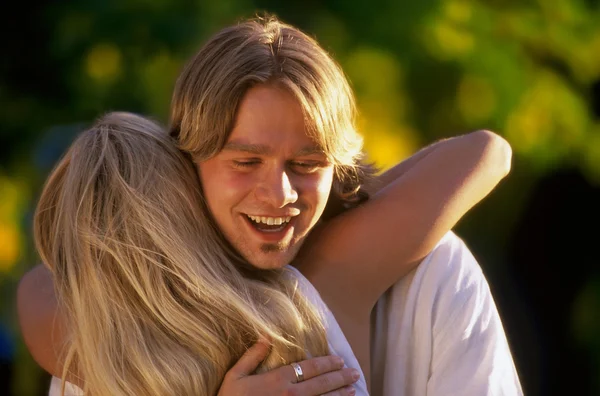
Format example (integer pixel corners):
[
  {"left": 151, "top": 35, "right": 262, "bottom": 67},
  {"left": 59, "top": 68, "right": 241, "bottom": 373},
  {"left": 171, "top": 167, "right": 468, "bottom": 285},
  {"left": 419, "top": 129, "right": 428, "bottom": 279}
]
[
  {"left": 170, "top": 15, "right": 377, "bottom": 217},
  {"left": 33, "top": 112, "right": 330, "bottom": 395}
]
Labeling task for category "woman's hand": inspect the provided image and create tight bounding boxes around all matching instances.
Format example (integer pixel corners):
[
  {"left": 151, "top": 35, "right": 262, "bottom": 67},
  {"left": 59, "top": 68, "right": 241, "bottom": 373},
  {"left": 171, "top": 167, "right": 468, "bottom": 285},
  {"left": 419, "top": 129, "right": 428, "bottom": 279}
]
[{"left": 218, "top": 341, "right": 359, "bottom": 395}]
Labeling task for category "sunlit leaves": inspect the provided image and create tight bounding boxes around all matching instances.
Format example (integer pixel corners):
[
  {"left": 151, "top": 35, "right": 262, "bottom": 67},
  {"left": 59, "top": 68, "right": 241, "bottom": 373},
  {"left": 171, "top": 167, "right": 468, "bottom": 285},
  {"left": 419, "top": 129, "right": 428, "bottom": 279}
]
[
  {"left": 85, "top": 43, "right": 123, "bottom": 82},
  {"left": 0, "top": 175, "right": 28, "bottom": 272},
  {"left": 505, "top": 70, "right": 589, "bottom": 169},
  {"left": 139, "top": 49, "right": 183, "bottom": 119},
  {"left": 457, "top": 75, "right": 496, "bottom": 123},
  {"left": 344, "top": 47, "right": 417, "bottom": 169}
]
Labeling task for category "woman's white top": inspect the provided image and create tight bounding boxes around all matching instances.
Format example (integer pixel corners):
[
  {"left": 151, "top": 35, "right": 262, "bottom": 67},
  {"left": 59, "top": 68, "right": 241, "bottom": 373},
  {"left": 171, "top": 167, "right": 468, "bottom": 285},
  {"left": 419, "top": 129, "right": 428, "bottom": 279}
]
[{"left": 287, "top": 266, "right": 369, "bottom": 395}]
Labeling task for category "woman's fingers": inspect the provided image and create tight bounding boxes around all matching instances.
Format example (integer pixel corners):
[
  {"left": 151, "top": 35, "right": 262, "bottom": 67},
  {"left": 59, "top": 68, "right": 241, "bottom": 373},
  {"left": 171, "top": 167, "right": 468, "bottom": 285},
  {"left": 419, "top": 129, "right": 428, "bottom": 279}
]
[
  {"left": 321, "top": 385, "right": 357, "bottom": 396},
  {"left": 294, "top": 368, "right": 360, "bottom": 395},
  {"left": 281, "top": 355, "right": 345, "bottom": 382},
  {"left": 225, "top": 351, "right": 360, "bottom": 396},
  {"left": 227, "top": 340, "right": 271, "bottom": 378}
]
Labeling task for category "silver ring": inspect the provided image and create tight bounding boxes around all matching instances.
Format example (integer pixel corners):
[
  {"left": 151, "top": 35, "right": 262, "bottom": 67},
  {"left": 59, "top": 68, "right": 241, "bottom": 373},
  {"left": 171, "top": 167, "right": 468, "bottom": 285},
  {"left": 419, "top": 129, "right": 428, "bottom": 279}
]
[{"left": 290, "top": 362, "right": 304, "bottom": 383}]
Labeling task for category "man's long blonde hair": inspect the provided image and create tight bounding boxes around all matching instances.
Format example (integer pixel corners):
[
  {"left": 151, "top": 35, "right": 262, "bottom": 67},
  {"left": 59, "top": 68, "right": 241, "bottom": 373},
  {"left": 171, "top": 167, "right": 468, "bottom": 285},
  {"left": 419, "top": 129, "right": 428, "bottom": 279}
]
[
  {"left": 33, "top": 112, "right": 329, "bottom": 395},
  {"left": 170, "top": 16, "right": 376, "bottom": 217}
]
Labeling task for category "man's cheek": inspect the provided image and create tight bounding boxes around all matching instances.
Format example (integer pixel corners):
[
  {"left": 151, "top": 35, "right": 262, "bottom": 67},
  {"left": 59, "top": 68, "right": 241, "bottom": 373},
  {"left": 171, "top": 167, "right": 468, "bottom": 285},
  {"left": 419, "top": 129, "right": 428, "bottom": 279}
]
[
  {"left": 222, "top": 173, "right": 255, "bottom": 195},
  {"left": 302, "top": 173, "right": 334, "bottom": 199}
]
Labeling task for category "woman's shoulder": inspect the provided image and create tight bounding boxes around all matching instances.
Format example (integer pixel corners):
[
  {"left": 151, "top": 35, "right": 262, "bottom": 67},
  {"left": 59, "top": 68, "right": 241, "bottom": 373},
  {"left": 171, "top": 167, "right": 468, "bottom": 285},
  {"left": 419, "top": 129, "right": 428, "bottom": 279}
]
[
  {"left": 284, "top": 265, "right": 325, "bottom": 308},
  {"left": 49, "top": 376, "right": 83, "bottom": 396}
]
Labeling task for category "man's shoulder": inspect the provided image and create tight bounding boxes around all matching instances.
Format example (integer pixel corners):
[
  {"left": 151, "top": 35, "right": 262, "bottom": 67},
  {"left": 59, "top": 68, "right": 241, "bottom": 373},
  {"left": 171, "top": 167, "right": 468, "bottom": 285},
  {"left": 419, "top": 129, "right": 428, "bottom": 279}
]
[
  {"left": 412, "top": 231, "right": 498, "bottom": 331},
  {"left": 431, "top": 230, "right": 469, "bottom": 255},
  {"left": 411, "top": 231, "right": 493, "bottom": 323},
  {"left": 421, "top": 231, "right": 483, "bottom": 281}
]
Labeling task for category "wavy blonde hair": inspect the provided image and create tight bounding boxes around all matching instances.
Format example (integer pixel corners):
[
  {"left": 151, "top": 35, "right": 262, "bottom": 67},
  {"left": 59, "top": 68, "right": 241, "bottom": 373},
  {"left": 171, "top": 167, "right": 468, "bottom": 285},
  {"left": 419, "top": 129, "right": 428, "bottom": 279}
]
[
  {"left": 170, "top": 15, "right": 376, "bottom": 217},
  {"left": 33, "top": 112, "right": 329, "bottom": 395}
]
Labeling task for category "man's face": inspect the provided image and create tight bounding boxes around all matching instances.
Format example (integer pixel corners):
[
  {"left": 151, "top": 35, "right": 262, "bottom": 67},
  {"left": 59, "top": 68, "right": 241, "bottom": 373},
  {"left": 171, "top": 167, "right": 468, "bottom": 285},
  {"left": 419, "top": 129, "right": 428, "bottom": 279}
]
[{"left": 197, "top": 84, "right": 334, "bottom": 270}]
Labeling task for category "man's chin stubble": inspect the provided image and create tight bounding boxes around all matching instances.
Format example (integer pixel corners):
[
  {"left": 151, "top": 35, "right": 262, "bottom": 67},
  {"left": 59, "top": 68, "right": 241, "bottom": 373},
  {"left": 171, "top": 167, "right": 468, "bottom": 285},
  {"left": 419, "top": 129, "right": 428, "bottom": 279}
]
[{"left": 260, "top": 242, "right": 286, "bottom": 253}]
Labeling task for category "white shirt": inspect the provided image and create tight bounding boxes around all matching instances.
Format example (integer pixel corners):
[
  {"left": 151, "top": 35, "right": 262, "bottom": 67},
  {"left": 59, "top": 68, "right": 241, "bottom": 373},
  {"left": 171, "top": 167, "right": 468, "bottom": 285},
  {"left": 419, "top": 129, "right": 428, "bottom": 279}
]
[
  {"left": 370, "top": 231, "right": 523, "bottom": 396},
  {"left": 288, "top": 266, "right": 370, "bottom": 395}
]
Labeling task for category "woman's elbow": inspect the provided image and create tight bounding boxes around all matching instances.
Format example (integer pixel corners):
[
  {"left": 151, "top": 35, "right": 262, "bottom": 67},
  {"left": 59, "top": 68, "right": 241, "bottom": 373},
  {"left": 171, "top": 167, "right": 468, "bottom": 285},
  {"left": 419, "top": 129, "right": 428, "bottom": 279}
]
[{"left": 473, "top": 129, "right": 512, "bottom": 178}]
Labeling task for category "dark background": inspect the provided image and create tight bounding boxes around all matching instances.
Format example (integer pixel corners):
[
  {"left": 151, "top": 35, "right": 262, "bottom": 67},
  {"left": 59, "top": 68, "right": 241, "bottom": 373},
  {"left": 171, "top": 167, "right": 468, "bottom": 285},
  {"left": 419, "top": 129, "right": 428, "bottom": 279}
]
[{"left": 1, "top": 1, "right": 599, "bottom": 395}]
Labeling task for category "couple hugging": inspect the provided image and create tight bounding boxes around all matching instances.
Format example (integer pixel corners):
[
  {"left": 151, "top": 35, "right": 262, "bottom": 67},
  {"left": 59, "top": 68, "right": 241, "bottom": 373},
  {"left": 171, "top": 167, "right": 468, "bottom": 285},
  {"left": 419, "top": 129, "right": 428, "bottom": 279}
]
[{"left": 18, "top": 15, "right": 522, "bottom": 396}]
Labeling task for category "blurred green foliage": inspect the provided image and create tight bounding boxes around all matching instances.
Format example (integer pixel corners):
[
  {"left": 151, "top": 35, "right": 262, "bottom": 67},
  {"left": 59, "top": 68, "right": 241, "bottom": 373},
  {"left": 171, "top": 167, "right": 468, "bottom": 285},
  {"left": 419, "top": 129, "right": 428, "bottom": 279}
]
[{"left": 1, "top": 0, "right": 599, "bottom": 394}]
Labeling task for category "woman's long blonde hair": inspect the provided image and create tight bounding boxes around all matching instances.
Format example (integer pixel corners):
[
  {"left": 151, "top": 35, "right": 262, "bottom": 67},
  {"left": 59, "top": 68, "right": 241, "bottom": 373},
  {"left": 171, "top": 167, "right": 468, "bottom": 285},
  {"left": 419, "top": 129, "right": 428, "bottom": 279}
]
[{"left": 33, "top": 112, "right": 329, "bottom": 395}]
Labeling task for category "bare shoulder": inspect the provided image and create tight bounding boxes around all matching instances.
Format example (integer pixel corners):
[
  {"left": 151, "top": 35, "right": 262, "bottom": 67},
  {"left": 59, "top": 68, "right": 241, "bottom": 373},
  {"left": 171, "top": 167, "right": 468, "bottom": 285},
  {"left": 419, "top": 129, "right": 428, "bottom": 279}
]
[
  {"left": 17, "top": 264, "right": 55, "bottom": 332},
  {"left": 16, "top": 264, "right": 63, "bottom": 377}
]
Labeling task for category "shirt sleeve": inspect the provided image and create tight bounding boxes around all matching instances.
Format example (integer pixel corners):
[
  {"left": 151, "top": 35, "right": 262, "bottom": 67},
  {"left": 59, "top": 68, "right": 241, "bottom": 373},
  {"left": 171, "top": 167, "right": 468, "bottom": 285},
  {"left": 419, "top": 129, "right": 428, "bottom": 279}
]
[
  {"left": 425, "top": 232, "right": 523, "bottom": 396},
  {"left": 48, "top": 376, "right": 84, "bottom": 396}
]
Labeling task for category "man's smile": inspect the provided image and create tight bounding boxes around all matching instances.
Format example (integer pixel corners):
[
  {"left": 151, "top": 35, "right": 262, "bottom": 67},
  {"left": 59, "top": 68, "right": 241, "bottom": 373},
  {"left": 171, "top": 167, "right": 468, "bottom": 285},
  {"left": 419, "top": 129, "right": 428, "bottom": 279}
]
[{"left": 241, "top": 213, "right": 297, "bottom": 242}]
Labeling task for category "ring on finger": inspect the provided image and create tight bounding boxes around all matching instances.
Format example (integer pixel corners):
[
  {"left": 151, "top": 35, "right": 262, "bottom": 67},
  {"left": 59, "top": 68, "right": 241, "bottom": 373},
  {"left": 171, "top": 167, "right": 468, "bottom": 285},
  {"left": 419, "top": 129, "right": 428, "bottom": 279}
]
[{"left": 290, "top": 362, "right": 304, "bottom": 383}]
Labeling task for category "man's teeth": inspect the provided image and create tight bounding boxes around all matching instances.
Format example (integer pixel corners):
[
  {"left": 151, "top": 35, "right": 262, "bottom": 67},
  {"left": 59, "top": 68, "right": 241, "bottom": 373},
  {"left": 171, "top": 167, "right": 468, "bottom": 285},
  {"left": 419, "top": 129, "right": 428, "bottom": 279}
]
[{"left": 247, "top": 215, "right": 292, "bottom": 225}]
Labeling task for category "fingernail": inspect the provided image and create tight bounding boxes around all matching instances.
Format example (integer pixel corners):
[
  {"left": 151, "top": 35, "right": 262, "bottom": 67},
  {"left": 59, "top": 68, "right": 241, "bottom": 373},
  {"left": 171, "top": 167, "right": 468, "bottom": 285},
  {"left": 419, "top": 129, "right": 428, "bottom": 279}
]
[
  {"left": 351, "top": 369, "right": 360, "bottom": 381},
  {"left": 348, "top": 387, "right": 356, "bottom": 395},
  {"left": 334, "top": 356, "right": 344, "bottom": 365}
]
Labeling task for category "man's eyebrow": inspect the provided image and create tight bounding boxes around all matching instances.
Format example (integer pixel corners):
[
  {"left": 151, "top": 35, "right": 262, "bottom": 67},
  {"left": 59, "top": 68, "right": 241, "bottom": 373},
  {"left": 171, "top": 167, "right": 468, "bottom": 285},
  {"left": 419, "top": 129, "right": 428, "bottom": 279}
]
[
  {"left": 222, "top": 142, "right": 325, "bottom": 156},
  {"left": 295, "top": 146, "right": 326, "bottom": 156},
  {"left": 222, "top": 142, "right": 272, "bottom": 155}
]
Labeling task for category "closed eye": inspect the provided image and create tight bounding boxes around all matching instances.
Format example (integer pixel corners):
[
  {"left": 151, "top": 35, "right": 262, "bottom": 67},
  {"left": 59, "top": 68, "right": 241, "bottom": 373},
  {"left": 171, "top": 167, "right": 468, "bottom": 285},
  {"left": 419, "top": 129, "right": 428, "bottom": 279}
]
[
  {"left": 290, "top": 161, "right": 324, "bottom": 174},
  {"left": 232, "top": 159, "right": 261, "bottom": 168}
]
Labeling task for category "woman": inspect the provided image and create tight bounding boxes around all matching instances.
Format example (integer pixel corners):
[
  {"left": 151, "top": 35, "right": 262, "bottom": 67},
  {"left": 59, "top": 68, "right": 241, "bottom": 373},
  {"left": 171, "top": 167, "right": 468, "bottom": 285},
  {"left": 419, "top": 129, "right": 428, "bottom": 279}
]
[
  {"left": 35, "top": 111, "right": 367, "bottom": 395},
  {"left": 22, "top": 16, "right": 512, "bottom": 396}
]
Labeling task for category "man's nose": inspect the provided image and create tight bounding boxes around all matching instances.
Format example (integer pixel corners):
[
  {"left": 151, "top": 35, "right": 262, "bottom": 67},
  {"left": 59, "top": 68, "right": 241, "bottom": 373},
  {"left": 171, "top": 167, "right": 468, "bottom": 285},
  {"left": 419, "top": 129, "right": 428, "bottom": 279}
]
[{"left": 254, "top": 168, "right": 299, "bottom": 208}]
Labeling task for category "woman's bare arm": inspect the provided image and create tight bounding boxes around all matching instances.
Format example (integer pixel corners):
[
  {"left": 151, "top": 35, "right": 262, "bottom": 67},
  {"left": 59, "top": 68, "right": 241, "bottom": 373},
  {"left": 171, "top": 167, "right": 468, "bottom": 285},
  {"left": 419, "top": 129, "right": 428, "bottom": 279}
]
[
  {"left": 299, "top": 130, "right": 512, "bottom": 315},
  {"left": 17, "top": 264, "right": 66, "bottom": 379},
  {"left": 16, "top": 265, "right": 358, "bottom": 395},
  {"left": 361, "top": 136, "right": 453, "bottom": 196}
]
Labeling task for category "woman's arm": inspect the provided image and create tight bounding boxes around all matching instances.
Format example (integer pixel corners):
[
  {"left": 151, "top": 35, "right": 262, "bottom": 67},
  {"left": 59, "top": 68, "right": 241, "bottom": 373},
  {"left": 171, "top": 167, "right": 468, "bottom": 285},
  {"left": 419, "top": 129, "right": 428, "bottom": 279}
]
[
  {"left": 17, "top": 264, "right": 67, "bottom": 380},
  {"left": 361, "top": 136, "right": 453, "bottom": 196},
  {"left": 299, "top": 130, "right": 512, "bottom": 314},
  {"left": 17, "top": 265, "right": 359, "bottom": 395}
]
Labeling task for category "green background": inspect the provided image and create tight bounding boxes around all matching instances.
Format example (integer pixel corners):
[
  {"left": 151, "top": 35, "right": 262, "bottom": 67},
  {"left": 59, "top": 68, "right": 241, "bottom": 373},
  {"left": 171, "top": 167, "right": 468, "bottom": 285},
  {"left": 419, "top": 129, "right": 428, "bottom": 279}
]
[{"left": 1, "top": 0, "right": 599, "bottom": 395}]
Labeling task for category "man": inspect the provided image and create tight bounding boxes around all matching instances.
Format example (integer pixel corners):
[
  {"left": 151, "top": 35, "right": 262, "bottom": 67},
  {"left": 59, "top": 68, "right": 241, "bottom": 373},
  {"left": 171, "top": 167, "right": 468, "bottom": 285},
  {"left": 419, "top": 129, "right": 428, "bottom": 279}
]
[{"left": 18, "top": 16, "right": 522, "bottom": 395}]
